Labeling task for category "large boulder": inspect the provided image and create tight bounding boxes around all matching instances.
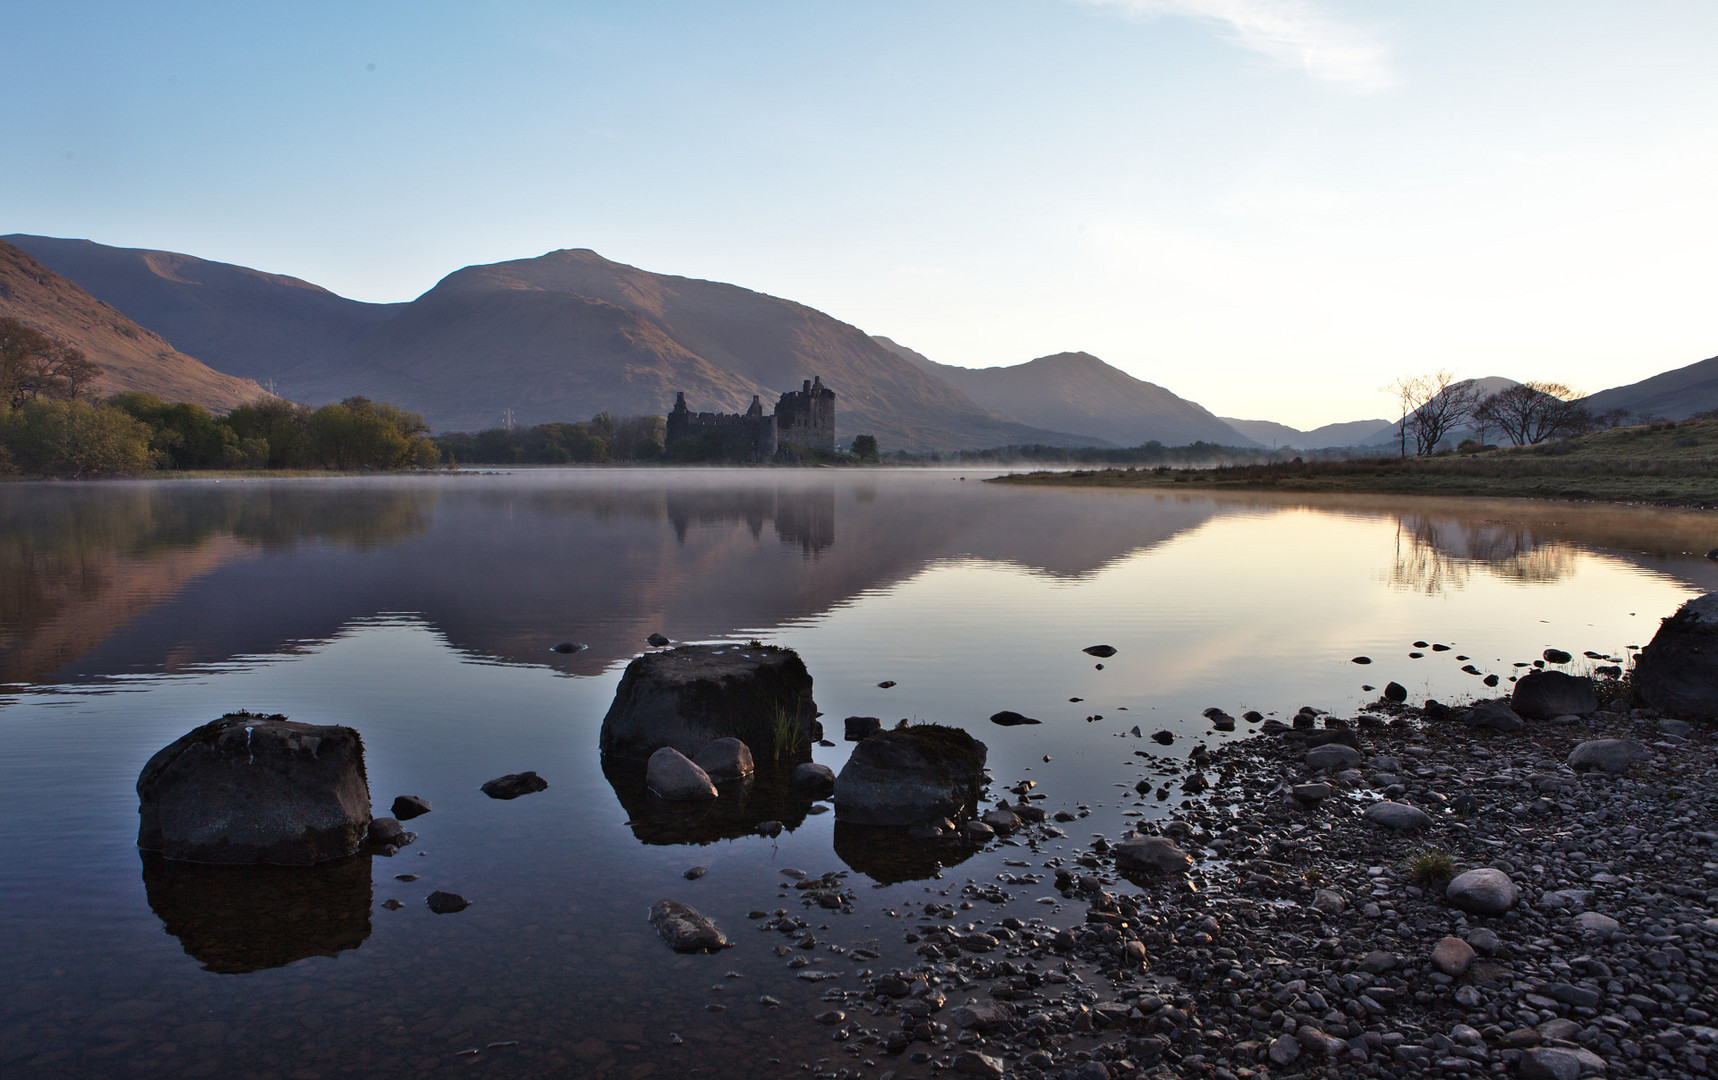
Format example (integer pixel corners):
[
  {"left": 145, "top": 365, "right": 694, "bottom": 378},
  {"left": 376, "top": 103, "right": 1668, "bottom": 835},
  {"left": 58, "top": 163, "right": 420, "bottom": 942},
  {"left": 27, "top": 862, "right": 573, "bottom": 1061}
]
[
  {"left": 1511, "top": 670, "right": 1598, "bottom": 719},
  {"left": 833, "top": 724, "right": 987, "bottom": 826},
  {"left": 599, "top": 644, "right": 817, "bottom": 761},
  {"left": 1446, "top": 868, "right": 1519, "bottom": 915},
  {"left": 1567, "top": 738, "right": 1651, "bottom": 774},
  {"left": 137, "top": 713, "right": 371, "bottom": 866},
  {"left": 1115, "top": 836, "right": 1192, "bottom": 880},
  {"left": 1462, "top": 701, "right": 1524, "bottom": 731},
  {"left": 1634, "top": 594, "right": 1718, "bottom": 719},
  {"left": 692, "top": 737, "right": 754, "bottom": 783}
]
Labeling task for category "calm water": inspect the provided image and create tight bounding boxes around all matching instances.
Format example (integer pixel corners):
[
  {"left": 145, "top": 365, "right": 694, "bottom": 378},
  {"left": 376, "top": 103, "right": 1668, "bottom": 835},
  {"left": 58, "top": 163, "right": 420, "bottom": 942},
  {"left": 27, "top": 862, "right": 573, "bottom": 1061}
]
[{"left": 1, "top": 469, "right": 1713, "bottom": 1079}]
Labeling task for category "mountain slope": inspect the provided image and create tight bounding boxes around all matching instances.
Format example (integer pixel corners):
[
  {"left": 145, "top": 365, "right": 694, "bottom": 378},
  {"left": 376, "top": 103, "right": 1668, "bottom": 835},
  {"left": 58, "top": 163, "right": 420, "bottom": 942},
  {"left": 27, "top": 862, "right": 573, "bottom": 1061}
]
[
  {"left": 3, "top": 234, "right": 401, "bottom": 398},
  {"left": 0, "top": 241, "right": 266, "bottom": 411},
  {"left": 1221, "top": 416, "right": 1394, "bottom": 449},
  {"left": 1580, "top": 355, "right": 1718, "bottom": 421},
  {"left": 875, "top": 337, "right": 1249, "bottom": 448}
]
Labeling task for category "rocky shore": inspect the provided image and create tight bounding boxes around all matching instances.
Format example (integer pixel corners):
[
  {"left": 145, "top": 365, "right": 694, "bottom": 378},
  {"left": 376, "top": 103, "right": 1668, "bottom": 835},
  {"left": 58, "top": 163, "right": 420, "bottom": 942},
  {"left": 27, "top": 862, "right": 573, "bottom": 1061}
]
[{"left": 765, "top": 696, "right": 1717, "bottom": 1080}]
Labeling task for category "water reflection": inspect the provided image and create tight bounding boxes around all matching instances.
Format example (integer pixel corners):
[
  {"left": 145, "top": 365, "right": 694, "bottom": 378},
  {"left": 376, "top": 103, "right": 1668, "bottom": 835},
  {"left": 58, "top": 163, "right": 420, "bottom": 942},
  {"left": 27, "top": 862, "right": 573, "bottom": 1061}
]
[
  {"left": 832, "top": 822, "right": 981, "bottom": 884},
  {"left": 140, "top": 851, "right": 372, "bottom": 973},
  {"left": 602, "top": 757, "right": 817, "bottom": 846},
  {"left": 1387, "top": 515, "right": 1581, "bottom": 595}
]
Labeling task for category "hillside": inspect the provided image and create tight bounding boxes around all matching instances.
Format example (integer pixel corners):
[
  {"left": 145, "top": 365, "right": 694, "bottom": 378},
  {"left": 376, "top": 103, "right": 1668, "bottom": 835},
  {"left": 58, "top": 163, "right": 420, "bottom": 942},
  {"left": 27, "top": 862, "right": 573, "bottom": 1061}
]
[
  {"left": 1580, "top": 354, "right": 1718, "bottom": 421},
  {"left": 874, "top": 338, "right": 1248, "bottom": 448},
  {"left": 0, "top": 241, "right": 267, "bottom": 412},
  {"left": 4, "top": 234, "right": 402, "bottom": 399},
  {"left": 1221, "top": 416, "right": 1393, "bottom": 449}
]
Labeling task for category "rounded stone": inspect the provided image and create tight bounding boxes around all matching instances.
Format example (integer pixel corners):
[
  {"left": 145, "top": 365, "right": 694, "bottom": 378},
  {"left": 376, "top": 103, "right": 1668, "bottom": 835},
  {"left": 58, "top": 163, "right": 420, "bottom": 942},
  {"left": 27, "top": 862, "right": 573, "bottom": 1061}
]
[
  {"left": 1445, "top": 868, "right": 1519, "bottom": 915},
  {"left": 1363, "top": 801, "right": 1432, "bottom": 831}
]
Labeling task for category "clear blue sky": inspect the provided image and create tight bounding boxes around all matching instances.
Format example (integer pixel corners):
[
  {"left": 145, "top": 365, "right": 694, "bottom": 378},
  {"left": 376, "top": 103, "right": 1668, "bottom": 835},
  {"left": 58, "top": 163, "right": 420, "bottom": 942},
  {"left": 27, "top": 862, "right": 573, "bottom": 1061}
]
[{"left": 5, "top": 1, "right": 1715, "bottom": 428}]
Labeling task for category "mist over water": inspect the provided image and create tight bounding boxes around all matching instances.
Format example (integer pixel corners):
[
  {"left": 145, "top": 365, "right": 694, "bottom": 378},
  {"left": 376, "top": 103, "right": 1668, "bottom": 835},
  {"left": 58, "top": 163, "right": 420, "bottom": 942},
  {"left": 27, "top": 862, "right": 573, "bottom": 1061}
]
[{"left": 0, "top": 469, "right": 1709, "bottom": 1078}]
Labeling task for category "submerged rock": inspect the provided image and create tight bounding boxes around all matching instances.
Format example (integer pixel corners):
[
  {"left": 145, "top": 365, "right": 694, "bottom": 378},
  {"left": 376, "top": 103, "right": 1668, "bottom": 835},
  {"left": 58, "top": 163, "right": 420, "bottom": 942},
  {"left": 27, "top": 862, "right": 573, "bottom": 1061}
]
[
  {"left": 691, "top": 737, "right": 754, "bottom": 783},
  {"left": 426, "top": 890, "right": 469, "bottom": 914},
  {"left": 650, "top": 899, "right": 727, "bottom": 952},
  {"left": 136, "top": 712, "right": 371, "bottom": 866},
  {"left": 646, "top": 747, "right": 718, "bottom": 801},
  {"left": 366, "top": 817, "right": 415, "bottom": 854},
  {"left": 833, "top": 724, "right": 987, "bottom": 826},
  {"left": 795, "top": 762, "right": 836, "bottom": 797},
  {"left": 481, "top": 771, "right": 548, "bottom": 799},
  {"left": 1634, "top": 593, "right": 1718, "bottom": 719},
  {"left": 599, "top": 644, "right": 817, "bottom": 761}
]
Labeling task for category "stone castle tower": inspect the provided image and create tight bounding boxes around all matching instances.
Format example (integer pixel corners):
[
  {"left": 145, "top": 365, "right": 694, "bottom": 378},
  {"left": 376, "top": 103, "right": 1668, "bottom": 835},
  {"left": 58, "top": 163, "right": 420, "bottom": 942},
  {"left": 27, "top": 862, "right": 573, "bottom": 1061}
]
[{"left": 665, "top": 377, "right": 836, "bottom": 461}]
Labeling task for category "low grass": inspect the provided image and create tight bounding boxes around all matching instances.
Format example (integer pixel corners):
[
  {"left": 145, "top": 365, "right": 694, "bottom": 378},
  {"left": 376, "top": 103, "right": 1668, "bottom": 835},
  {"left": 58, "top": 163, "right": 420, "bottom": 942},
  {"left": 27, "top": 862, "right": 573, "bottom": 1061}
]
[{"left": 991, "top": 419, "right": 1718, "bottom": 506}]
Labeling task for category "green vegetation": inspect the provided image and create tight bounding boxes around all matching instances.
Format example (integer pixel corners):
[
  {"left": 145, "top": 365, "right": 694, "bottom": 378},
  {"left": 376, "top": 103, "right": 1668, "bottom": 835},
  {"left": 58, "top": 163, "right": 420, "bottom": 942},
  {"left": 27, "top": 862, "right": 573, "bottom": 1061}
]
[
  {"left": 435, "top": 413, "right": 665, "bottom": 464},
  {"left": 1403, "top": 847, "right": 1457, "bottom": 884},
  {"left": 993, "top": 418, "right": 1718, "bottom": 506},
  {"left": 850, "top": 434, "right": 879, "bottom": 462},
  {"left": 770, "top": 703, "right": 807, "bottom": 763}
]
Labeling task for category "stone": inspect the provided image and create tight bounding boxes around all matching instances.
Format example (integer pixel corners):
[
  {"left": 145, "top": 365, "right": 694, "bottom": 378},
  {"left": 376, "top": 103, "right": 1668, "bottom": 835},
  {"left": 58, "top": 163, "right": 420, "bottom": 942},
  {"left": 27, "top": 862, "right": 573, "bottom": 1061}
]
[
  {"left": 988, "top": 710, "right": 1040, "bottom": 726},
  {"left": 481, "top": 771, "right": 548, "bottom": 799},
  {"left": 1292, "top": 783, "right": 1333, "bottom": 803},
  {"left": 1446, "top": 868, "right": 1519, "bottom": 915},
  {"left": 1384, "top": 681, "right": 1408, "bottom": 703},
  {"left": 1306, "top": 744, "right": 1362, "bottom": 771},
  {"left": 1083, "top": 645, "right": 1118, "bottom": 658},
  {"left": 1151, "top": 730, "right": 1175, "bottom": 745},
  {"left": 981, "top": 807, "right": 1021, "bottom": 835},
  {"left": 1363, "top": 801, "right": 1432, "bottom": 831},
  {"left": 947, "top": 1002, "right": 1014, "bottom": 1030},
  {"left": 1462, "top": 701, "right": 1524, "bottom": 731},
  {"left": 691, "top": 737, "right": 754, "bottom": 783},
  {"left": 953, "top": 1050, "right": 1004, "bottom": 1078},
  {"left": 1465, "top": 927, "right": 1500, "bottom": 954},
  {"left": 1520, "top": 1045, "right": 1607, "bottom": 1080},
  {"left": 649, "top": 899, "right": 727, "bottom": 952},
  {"left": 1269, "top": 1034, "right": 1301, "bottom": 1066},
  {"left": 1633, "top": 593, "right": 1718, "bottom": 718},
  {"left": 426, "top": 890, "right": 469, "bottom": 913},
  {"left": 794, "top": 761, "right": 836, "bottom": 797},
  {"left": 843, "top": 716, "right": 882, "bottom": 741},
  {"left": 647, "top": 632, "right": 670, "bottom": 647},
  {"left": 136, "top": 713, "right": 371, "bottom": 866},
  {"left": 366, "top": 817, "right": 415, "bottom": 853},
  {"left": 1430, "top": 935, "right": 1475, "bottom": 976},
  {"left": 1567, "top": 738, "right": 1650, "bottom": 774},
  {"left": 1115, "top": 836, "right": 1193, "bottom": 879},
  {"left": 646, "top": 748, "right": 718, "bottom": 801},
  {"left": 598, "top": 644, "right": 817, "bottom": 761},
  {"left": 832, "top": 724, "right": 987, "bottom": 826},
  {"left": 1576, "top": 911, "right": 1621, "bottom": 940},
  {"left": 390, "top": 794, "right": 431, "bottom": 820},
  {"left": 1512, "top": 670, "right": 1598, "bottom": 719},
  {"left": 1311, "top": 888, "right": 1346, "bottom": 914}
]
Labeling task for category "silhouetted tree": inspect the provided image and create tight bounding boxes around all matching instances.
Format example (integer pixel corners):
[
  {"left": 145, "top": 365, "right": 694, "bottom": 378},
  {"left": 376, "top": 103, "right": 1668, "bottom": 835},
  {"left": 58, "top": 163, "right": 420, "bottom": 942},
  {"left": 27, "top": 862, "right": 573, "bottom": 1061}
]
[
  {"left": 1475, "top": 382, "right": 1589, "bottom": 444},
  {"left": 0, "top": 317, "right": 103, "bottom": 410},
  {"left": 850, "top": 434, "right": 879, "bottom": 462}
]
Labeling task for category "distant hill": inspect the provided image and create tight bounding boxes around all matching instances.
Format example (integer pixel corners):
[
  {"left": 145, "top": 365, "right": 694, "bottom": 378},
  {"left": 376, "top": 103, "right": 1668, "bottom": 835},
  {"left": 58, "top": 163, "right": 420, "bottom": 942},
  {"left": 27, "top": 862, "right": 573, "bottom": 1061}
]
[
  {"left": 1580, "top": 354, "right": 1718, "bottom": 421},
  {"left": 873, "top": 338, "right": 1249, "bottom": 448},
  {"left": 1221, "top": 416, "right": 1393, "bottom": 449},
  {"left": 0, "top": 240, "right": 266, "bottom": 412}
]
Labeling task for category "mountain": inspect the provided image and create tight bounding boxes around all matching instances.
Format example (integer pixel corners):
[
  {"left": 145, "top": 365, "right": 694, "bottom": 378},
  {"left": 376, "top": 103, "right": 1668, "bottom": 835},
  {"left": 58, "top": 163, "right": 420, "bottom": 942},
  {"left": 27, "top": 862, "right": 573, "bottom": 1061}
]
[
  {"left": 1221, "top": 416, "right": 1393, "bottom": 449},
  {"left": 0, "top": 240, "right": 266, "bottom": 411},
  {"left": 1580, "top": 354, "right": 1718, "bottom": 421},
  {"left": 873, "top": 338, "right": 1251, "bottom": 448},
  {"left": 3, "top": 234, "right": 402, "bottom": 397},
  {"left": 8, "top": 238, "right": 1088, "bottom": 450}
]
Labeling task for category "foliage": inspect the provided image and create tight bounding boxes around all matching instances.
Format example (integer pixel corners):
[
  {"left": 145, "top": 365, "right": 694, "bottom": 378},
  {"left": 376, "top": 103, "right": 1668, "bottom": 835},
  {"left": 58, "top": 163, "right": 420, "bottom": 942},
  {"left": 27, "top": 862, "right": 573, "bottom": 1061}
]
[
  {"left": 0, "top": 316, "right": 102, "bottom": 410},
  {"left": 0, "top": 399, "right": 153, "bottom": 477},
  {"left": 109, "top": 392, "right": 256, "bottom": 469},
  {"left": 224, "top": 398, "right": 314, "bottom": 468},
  {"left": 1403, "top": 847, "right": 1457, "bottom": 883},
  {"left": 850, "top": 434, "right": 879, "bottom": 462},
  {"left": 435, "top": 413, "right": 663, "bottom": 464},
  {"left": 770, "top": 703, "right": 806, "bottom": 762}
]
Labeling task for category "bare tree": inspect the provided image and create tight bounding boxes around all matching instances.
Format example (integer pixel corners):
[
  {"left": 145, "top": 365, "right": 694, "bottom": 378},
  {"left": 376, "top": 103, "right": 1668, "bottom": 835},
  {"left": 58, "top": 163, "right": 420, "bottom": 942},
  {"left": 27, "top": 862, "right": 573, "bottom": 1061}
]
[
  {"left": 1475, "top": 382, "right": 1588, "bottom": 445},
  {"left": 1387, "top": 374, "right": 1426, "bottom": 458},
  {"left": 1393, "top": 370, "right": 1479, "bottom": 456}
]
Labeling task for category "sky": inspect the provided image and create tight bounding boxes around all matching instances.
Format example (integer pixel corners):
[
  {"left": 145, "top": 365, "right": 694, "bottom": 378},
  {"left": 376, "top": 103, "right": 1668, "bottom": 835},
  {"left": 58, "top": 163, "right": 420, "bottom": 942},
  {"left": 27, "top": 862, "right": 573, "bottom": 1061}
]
[{"left": 4, "top": 0, "right": 1716, "bottom": 429}]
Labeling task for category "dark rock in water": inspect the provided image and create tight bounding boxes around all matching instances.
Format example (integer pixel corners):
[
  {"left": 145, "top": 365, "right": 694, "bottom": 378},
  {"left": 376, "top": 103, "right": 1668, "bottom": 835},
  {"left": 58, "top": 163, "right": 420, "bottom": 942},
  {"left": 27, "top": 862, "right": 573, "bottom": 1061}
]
[
  {"left": 1351, "top": 656, "right": 1372, "bottom": 665},
  {"left": 1542, "top": 647, "right": 1573, "bottom": 664},
  {"left": 1209, "top": 712, "right": 1235, "bottom": 731},
  {"left": 390, "top": 794, "right": 431, "bottom": 821},
  {"left": 481, "top": 771, "right": 548, "bottom": 799},
  {"left": 1463, "top": 701, "right": 1524, "bottom": 731},
  {"left": 1634, "top": 593, "right": 1718, "bottom": 719},
  {"left": 381, "top": 898, "right": 403, "bottom": 910},
  {"left": 877, "top": 680, "right": 897, "bottom": 689},
  {"left": 833, "top": 724, "right": 988, "bottom": 826},
  {"left": 691, "top": 737, "right": 754, "bottom": 783},
  {"left": 844, "top": 716, "right": 883, "bottom": 741},
  {"left": 1291, "top": 711, "right": 1316, "bottom": 730},
  {"left": 1511, "top": 669, "right": 1597, "bottom": 719},
  {"left": 683, "top": 865, "right": 707, "bottom": 880},
  {"left": 1115, "top": 836, "right": 1192, "bottom": 880},
  {"left": 650, "top": 898, "right": 727, "bottom": 952},
  {"left": 1259, "top": 719, "right": 1290, "bottom": 735},
  {"left": 755, "top": 820, "right": 783, "bottom": 837},
  {"left": 1461, "top": 664, "right": 1482, "bottom": 675},
  {"left": 599, "top": 644, "right": 817, "bottom": 761},
  {"left": 794, "top": 762, "right": 836, "bottom": 797},
  {"left": 1482, "top": 674, "right": 1500, "bottom": 687},
  {"left": 646, "top": 748, "right": 718, "bottom": 801},
  {"left": 1151, "top": 730, "right": 1175, "bottom": 745},
  {"left": 1383, "top": 681, "right": 1407, "bottom": 703},
  {"left": 140, "top": 851, "right": 372, "bottom": 973},
  {"left": 366, "top": 817, "right": 415, "bottom": 854},
  {"left": 647, "top": 633, "right": 670, "bottom": 647},
  {"left": 136, "top": 712, "right": 371, "bottom": 866},
  {"left": 427, "top": 890, "right": 469, "bottom": 914},
  {"left": 1083, "top": 645, "right": 1118, "bottom": 658},
  {"left": 550, "top": 641, "right": 584, "bottom": 654},
  {"left": 988, "top": 710, "right": 1041, "bottom": 726}
]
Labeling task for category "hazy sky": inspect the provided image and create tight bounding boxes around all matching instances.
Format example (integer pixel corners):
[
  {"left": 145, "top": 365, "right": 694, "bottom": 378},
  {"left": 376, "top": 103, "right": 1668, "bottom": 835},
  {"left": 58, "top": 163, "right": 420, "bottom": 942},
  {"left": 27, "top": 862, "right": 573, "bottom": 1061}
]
[{"left": 5, "top": 1, "right": 1715, "bottom": 428}]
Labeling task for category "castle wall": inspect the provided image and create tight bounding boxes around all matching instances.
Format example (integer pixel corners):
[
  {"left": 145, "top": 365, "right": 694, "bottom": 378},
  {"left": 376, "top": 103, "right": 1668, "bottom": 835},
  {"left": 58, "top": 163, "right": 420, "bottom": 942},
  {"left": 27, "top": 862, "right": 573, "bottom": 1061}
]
[
  {"left": 666, "top": 379, "right": 835, "bottom": 461},
  {"left": 774, "top": 377, "right": 836, "bottom": 453}
]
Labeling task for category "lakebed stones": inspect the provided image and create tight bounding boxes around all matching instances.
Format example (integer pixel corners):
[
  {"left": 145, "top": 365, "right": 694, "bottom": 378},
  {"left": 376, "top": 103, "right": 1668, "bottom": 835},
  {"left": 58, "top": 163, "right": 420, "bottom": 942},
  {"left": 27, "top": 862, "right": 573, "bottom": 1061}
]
[
  {"left": 1445, "top": 867, "right": 1520, "bottom": 915},
  {"left": 646, "top": 747, "right": 718, "bottom": 801},
  {"left": 832, "top": 724, "right": 987, "bottom": 827},
  {"left": 795, "top": 762, "right": 836, "bottom": 797},
  {"left": 1362, "top": 800, "right": 1432, "bottom": 831},
  {"left": 1567, "top": 737, "right": 1651, "bottom": 773},
  {"left": 1114, "top": 835, "right": 1192, "bottom": 880},
  {"left": 599, "top": 643, "right": 818, "bottom": 761},
  {"left": 649, "top": 899, "right": 727, "bottom": 952},
  {"left": 1462, "top": 700, "right": 1525, "bottom": 731},
  {"left": 366, "top": 817, "right": 415, "bottom": 854},
  {"left": 691, "top": 737, "right": 754, "bottom": 783},
  {"left": 482, "top": 771, "right": 548, "bottom": 799},
  {"left": 1634, "top": 592, "right": 1718, "bottom": 719},
  {"left": 136, "top": 712, "right": 371, "bottom": 866},
  {"left": 1512, "top": 670, "right": 1598, "bottom": 719},
  {"left": 1430, "top": 935, "right": 1476, "bottom": 976},
  {"left": 1305, "top": 743, "right": 1362, "bottom": 771}
]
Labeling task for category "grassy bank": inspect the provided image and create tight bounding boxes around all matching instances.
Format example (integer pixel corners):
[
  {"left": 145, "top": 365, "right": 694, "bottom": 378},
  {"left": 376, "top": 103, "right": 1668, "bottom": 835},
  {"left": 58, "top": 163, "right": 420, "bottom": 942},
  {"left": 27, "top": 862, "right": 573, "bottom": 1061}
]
[{"left": 991, "top": 419, "right": 1718, "bottom": 506}]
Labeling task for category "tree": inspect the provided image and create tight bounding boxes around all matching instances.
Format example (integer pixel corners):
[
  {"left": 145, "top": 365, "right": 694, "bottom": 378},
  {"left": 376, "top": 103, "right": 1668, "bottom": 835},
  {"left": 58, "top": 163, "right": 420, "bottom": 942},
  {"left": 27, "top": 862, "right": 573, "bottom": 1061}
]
[
  {"left": 0, "top": 399, "right": 152, "bottom": 477},
  {"left": 1474, "top": 382, "right": 1589, "bottom": 445},
  {"left": 850, "top": 434, "right": 879, "bottom": 462},
  {"left": 0, "top": 317, "right": 103, "bottom": 409},
  {"left": 1387, "top": 370, "right": 1479, "bottom": 456},
  {"left": 224, "top": 398, "right": 313, "bottom": 468}
]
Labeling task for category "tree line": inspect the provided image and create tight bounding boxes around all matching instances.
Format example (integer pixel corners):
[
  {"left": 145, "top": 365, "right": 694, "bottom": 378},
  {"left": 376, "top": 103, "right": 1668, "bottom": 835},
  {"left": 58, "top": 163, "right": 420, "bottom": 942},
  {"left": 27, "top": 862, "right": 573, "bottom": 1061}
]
[{"left": 1387, "top": 371, "right": 1619, "bottom": 457}]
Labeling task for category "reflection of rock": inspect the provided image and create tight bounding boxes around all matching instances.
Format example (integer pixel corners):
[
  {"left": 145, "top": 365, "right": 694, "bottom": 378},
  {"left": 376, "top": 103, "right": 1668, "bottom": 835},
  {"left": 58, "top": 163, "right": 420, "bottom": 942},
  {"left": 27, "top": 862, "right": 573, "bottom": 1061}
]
[
  {"left": 832, "top": 821, "right": 981, "bottom": 884},
  {"left": 599, "top": 644, "right": 818, "bottom": 761},
  {"left": 1634, "top": 594, "right": 1718, "bottom": 719},
  {"left": 140, "top": 851, "right": 372, "bottom": 973},
  {"left": 603, "top": 756, "right": 813, "bottom": 846},
  {"left": 137, "top": 713, "right": 371, "bottom": 865},
  {"left": 833, "top": 724, "right": 987, "bottom": 826}
]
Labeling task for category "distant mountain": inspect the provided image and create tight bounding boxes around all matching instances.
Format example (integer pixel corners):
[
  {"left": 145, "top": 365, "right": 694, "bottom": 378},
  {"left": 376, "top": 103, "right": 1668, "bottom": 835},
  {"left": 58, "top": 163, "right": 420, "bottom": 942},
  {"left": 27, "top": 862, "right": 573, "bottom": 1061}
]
[
  {"left": 1221, "top": 417, "right": 1393, "bottom": 450},
  {"left": 4, "top": 234, "right": 402, "bottom": 397},
  {"left": 1580, "top": 354, "right": 1718, "bottom": 421},
  {"left": 0, "top": 240, "right": 266, "bottom": 412},
  {"left": 873, "top": 338, "right": 1250, "bottom": 448}
]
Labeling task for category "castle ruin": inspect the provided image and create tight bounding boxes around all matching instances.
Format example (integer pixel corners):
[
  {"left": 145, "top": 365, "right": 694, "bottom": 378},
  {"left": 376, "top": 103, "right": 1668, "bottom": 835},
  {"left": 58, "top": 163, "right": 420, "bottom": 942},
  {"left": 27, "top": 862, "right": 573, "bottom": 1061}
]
[{"left": 666, "top": 377, "right": 835, "bottom": 461}]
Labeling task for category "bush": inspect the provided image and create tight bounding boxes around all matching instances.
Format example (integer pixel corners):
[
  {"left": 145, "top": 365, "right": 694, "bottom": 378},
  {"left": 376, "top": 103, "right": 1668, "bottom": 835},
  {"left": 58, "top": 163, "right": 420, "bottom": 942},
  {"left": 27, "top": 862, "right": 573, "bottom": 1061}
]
[{"left": 0, "top": 400, "right": 154, "bottom": 477}]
